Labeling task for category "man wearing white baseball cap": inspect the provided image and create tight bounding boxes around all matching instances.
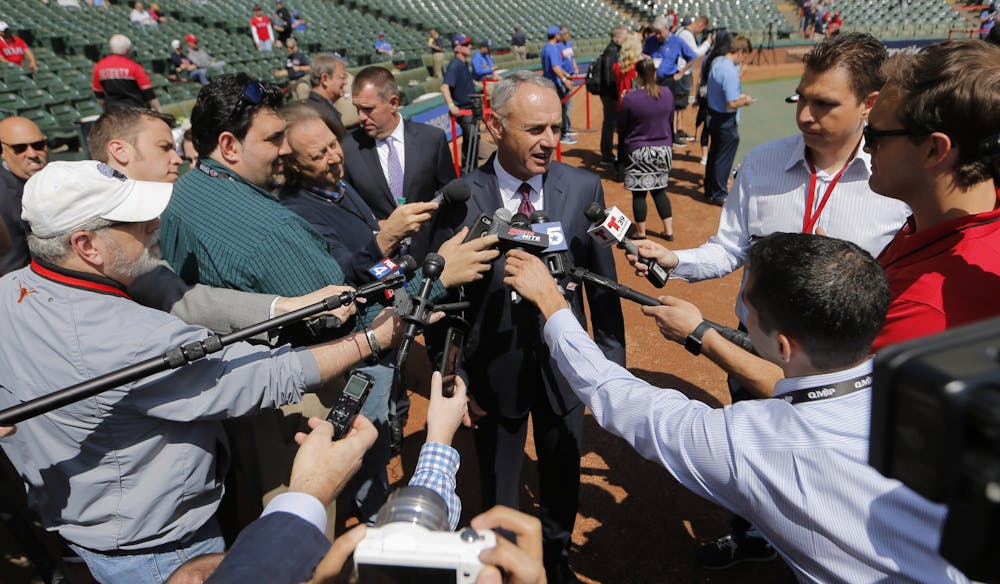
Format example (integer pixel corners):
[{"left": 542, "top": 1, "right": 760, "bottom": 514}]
[{"left": 0, "top": 160, "right": 402, "bottom": 584}]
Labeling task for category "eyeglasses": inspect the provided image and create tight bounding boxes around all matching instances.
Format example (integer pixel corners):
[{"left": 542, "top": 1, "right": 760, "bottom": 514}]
[
  {"left": 863, "top": 125, "right": 916, "bottom": 149},
  {"left": 226, "top": 81, "right": 272, "bottom": 125},
  {"left": 2, "top": 139, "right": 48, "bottom": 154}
]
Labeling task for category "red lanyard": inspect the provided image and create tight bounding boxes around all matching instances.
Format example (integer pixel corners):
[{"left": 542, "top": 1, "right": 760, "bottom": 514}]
[{"left": 802, "top": 161, "right": 849, "bottom": 234}]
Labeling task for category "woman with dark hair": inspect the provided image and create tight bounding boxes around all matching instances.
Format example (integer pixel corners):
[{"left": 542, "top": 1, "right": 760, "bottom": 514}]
[{"left": 618, "top": 58, "right": 676, "bottom": 240}]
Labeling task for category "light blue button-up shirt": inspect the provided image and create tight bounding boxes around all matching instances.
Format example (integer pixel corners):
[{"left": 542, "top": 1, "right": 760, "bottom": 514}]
[{"left": 543, "top": 309, "right": 968, "bottom": 583}]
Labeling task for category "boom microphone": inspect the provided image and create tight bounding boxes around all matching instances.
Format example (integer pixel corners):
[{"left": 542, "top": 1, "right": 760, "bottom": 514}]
[
  {"left": 396, "top": 253, "right": 446, "bottom": 370},
  {"left": 568, "top": 266, "right": 754, "bottom": 353},
  {"left": 430, "top": 178, "right": 471, "bottom": 206},
  {"left": 584, "top": 203, "right": 670, "bottom": 288}
]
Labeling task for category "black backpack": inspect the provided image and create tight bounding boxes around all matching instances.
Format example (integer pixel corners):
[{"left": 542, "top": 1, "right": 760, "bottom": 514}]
[
  {"left": 585, "top": 55, "right": 603, "bottom": 95},
  {"left": 586, "top": 42, "right": 618, "bottom": 95}
]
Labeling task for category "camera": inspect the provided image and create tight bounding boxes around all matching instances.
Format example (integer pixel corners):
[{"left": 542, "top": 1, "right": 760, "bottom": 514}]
[
  {"left": 469, "top": 94, "right": 485, "bottom": 121},
  {"left": 870, "top": 316, "right": 1000, "bottom": 581},
  {"left": 354, "top": 486, "right": 496, "bottom": 583}
]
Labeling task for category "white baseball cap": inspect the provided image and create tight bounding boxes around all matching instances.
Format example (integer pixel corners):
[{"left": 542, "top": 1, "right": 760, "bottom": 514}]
[
  {"left": 170, "top": 38, "right": 181, "bottom": 50},
  {"left": 0, "top": 22, "right": 9, "bottom": 32},
  {"left": 22, "top": 161, "right": 172, "bottom": 238}
]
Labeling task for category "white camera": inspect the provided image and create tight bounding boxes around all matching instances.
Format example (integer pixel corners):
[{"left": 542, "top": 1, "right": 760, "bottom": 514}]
[{"left": 353, "top": 486, "right": 497, "bottom": 583}]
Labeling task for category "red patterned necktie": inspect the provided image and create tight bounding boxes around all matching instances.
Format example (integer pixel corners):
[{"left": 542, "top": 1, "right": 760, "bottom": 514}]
[{"left": 516, "top": 181, "right": 534, "bottom": 216}]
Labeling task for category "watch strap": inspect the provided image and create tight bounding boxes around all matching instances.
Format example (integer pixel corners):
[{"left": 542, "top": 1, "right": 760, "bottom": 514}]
[{"left": 685, "top": 320, "right": 713, "bottom": 356}]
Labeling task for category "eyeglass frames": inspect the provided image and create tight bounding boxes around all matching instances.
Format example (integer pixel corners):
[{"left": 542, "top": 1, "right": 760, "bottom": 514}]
[
  {"left": 1, "top": 139, "right": 48, "bottom": 154},
  {"left": 863, "top": 125, "right": 917, "bottom": 149}
]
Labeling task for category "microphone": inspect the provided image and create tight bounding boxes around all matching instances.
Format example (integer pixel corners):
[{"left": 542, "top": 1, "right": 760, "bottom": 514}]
[
  {"left": 584, "top": 203, "right": 670, "bottom": 288},
  {"left": 429, "top": 178, "right": 471, "bottom": 206},
  {"left": 568, "top": 266, "right": 754, "bottom": 353},
  {"left": 504, "top": 213, "right": 548, "bottom": 304},
  {"left": 396, "top": 253, "right": 446, "bottom": 370},
  {"left": 529, "top": 210, "right": 570, "bottom": 281},
  {"left": 366, "top": 255, "right": 418, "bottom": 281},
  {"left": 305, "top": 272, "right": 409, "bottom": 335}
]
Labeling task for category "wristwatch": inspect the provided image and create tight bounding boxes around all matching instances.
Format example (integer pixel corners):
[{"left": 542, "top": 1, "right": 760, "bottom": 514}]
[{"left": 684, "top": 321, "right": 713, "bottom": 356}]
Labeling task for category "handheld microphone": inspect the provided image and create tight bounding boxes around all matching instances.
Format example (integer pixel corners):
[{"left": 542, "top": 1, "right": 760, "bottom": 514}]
[
  {"left": 366, "top": 255, "right": 418, "bottom": 281},
  {"left": 530, "top": 210, "right": 570, "bottom": 281},
  {"left": 429, "top": 178, "right": 471, "bottom": 206},
  {"left": 305, "top": 272, "right": 409, "bottom": 335},
  {"left": 584, "top": 203, "right": 670, "bottom": 288},
  {"left": 396, "top": 253, "right": 446, "bottom": 370},
  {"left": 464, "top": 207, "right": 513, "bottom": 242},
  {"left": 504, "top": 213, "right": 548, "bottom": 304},
  {"left": 568, "top": 267, "right": 754, "bottom": 353}
]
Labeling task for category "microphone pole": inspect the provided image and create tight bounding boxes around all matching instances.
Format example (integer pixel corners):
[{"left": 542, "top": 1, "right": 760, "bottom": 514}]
[
  {"left": 0, "top": 273, "right": 407, "bottom": 426},
  {"left": 568, "top": 267, "right": 754, "bottom": 354},
  {"left": 392, "top": 253, "right": 446, "bottom": 403}
]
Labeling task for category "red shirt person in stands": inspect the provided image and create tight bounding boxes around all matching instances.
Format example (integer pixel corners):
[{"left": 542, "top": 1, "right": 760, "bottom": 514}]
[
  {"left": 92, "top": 34, "right": 161, "bottom": 112},
  {"left": 868, "top": 40, "right": 1000, "bottom": 351},
  {"left": 0, "top": 21, "right": 37, "bottom": 72},
  {"left": 250, "top": 5, "right": 275, "bottom": 51}
]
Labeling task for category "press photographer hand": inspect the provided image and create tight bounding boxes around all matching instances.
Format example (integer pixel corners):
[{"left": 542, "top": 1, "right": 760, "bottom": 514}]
[
  {"left": 503, "top": 250, "right": 567, "bottom": 318},
  {"left": 289, "top": 415, "right": 378, "bottom": 508},
  {"left": 472, "top": 506, "right": 546, "bottom": 584}
]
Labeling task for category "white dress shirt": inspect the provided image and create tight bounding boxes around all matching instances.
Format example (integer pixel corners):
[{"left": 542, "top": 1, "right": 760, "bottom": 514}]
[
  {"left": 376, "top": 115, "right": 407, "bottom": 194},
  {"left": 543, "top": 309, "right": 966, "bottom": 584},
  {"left": 672, "top": 133, "right": 911, "bottom": 320},
  {"left": 494, "top": 157, "right": 544, "bottom": 216}
]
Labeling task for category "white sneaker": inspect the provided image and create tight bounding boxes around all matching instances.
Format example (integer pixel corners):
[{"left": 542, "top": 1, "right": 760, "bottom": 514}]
[
  {"left": 565, "top": 130, "right": 578, "bottom": 137},
  {"left": 700, "top": 154, "right": 708, "bottom": 165},
  {"left": 561, "top": 136, "right": 579, "bottom": 144}
]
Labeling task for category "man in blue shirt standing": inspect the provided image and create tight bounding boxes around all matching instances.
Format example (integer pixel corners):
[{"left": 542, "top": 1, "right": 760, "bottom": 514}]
[
  {"left": 541, "top": 25, "right": 576, "bottom": 145},
  {"left": 644, "top": 15, "right": 699, "bottom": 141},
  {"left": 704, "top": 35, "right": 753, "bottom": 204},
  {"left": 471, "top": 40, "right": 497, "bottom": 82},
  {"left": 442, "top": 33, "right": 477, "bottom": 173},
  {"left": 559, "top": 26, "right": 579, "bottom": 140}
]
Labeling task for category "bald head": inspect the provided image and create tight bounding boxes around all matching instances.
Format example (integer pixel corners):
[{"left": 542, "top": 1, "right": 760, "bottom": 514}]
[{"left": 0, "top": 117, "right": 48, "bottom": 180}]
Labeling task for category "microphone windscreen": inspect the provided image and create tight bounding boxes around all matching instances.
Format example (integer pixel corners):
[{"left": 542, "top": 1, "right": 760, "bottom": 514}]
[
  {"left": 529, "top": 210, "right": 550, "bottom": 224},
  {"left": 494, "top": 207, "right": 514, "bottom": 223},
  {"left": 422, "top": 252, "right": 446, "bottom": 279},
  {"left": 397, "top": 255, "right": 418, "bottom": 274},
  {"left": 583, "top": 202, "right": 605, "bottom": 223},
  {"left": 442, "top": 179, "right": 471, "bottom": 205},
  {"left": 510, "top": 212, "right": 530, "bottom": 228}
]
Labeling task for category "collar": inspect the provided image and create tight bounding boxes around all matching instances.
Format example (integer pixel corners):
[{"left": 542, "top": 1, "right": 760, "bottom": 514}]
[
  {"left": 378, "top": 115, "right": 405, "bottom": 147},
  {"left": 198, "top": 158, "right": 279, "bottom": 201},
  {"left": 882, "top": 191, "right": 1000, "bottom": 263},
  {"left": 30, "top": 259, "right": 132, "bottom": 299},
  {"left": 303, "top": 181, "right": 348, "bottom": 203},
  {"left": 772, "top": 358, "right": 873, "bottom": 401},
  {"left": 782, "top": 132, "right": 872, "bottom": 177},
  {"left": 493, "top": 157, "right": 543, "bottom": 196}
]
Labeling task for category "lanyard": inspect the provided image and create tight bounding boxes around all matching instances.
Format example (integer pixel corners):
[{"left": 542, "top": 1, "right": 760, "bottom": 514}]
[
  {"left": 776, "top": 372, "right": 872, "bottom": 405},
  {"left": 31, "top": 260, "right": 132, "bottom": 299},
  {"left": 802, "top": 161, "right": 849, "bottom": 234}
]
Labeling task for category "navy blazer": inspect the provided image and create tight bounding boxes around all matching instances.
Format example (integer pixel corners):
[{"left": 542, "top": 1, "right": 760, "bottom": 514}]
[
  {"left": 279, "top": 182, "right": 384, "bottom": 285},
  {"left": 205, "top": 512, "right": 330, "bottom": 584},
  {"left": 341, "top": 119, "right": 456, "bottom": 221},
  {"left": 429, "top": 156, "right": 627, "bottom": 418}
]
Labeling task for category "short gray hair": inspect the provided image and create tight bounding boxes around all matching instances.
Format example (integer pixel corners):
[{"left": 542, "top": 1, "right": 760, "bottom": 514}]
[
  {"left": 652, "top": 16, "right": 671, "bottom": 32},
  {"left": 27, "top": 218, "right": 116, "bottom": 264},
  {"left": 490, "top": 72, "right": 556, "bottom": 122},
  {"left": 109, "top": 34, "right": 132, "bottom": 56},
  {"left": 310, "top": 53, "right": 345, "bottom": 88}
]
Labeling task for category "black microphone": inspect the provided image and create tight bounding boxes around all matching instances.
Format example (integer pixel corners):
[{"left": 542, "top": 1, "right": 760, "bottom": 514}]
[
  {"left": 529, "top": 210, "right": 570, "bottom": 281},
  {"left": 430, "top": 178, "right": 471, "bottom": 206},
  {"left": 396, "top": 253, "right": 446, "bottom": 370},
  {"left": 584, "top": 203, "right": 670, "bottom": 288},
  {"left": 568, "top": 267, "right": 754, "bottom": 353},
  {"left": 507, "top": 213, "right": 532, "bottom": 304}
]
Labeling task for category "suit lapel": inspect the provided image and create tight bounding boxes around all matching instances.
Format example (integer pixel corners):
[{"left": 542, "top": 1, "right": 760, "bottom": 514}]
[
  {"left": 470, "top": 155, "right": 504, "bottom": 216},
  {"left": 401, "top": 121, "right": 420, "bottom": 198},
  {"left": 541, "top": 163, "right": 569, "bottom": 220},
  {"left": 357, "top": 133, "right": 395, "bottom": 210}
]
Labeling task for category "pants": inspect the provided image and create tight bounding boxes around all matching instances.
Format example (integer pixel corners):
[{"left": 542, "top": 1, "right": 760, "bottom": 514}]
[
  {"left": 289, "top": 77, "right": 311, "bottom": 101},
  {"left": 705, "top": 111, "right": 739, "bottom": 201},
  {"left": 455, "top": 113, "right": 478, "bottom": 175},
  {"left": 188, "top": 68, "right": 209, "bottom": 85},
  {"left": 513, "top": 45, "right": 527, "bottom": 60},
  {"left": 68, "top": 519, "right": 224, "bottom": 584},
  {"left": 432, "top": 52, "right": 443, "bottom": 78},
  {"left": 556, "top": 83, "right": 572, "bottom": 134},
  {"left": 474, "top": 400, "right": 585, "bottom": 577},
  {"left": 599, "top": 94, "right": 618, "bottom": 160}
]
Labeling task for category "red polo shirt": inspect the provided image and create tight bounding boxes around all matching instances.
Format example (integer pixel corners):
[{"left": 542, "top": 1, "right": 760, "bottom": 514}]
[
  {"left": 0, "top": 35, "right": 29, "bottom": 66},
  {"left": 873, "top": 190, "right": 1000, "bottom": 352}
]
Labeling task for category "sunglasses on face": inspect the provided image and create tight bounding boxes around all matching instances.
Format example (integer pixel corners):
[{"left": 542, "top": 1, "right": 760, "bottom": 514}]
[
  {"left": 863, "top": 125, "right": 917, "bottom": 149},
  {"left": 2, "top": 139, "right": 48, "bottom": 154}
]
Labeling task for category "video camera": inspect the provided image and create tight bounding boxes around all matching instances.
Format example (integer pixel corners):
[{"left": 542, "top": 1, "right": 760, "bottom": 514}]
[
  {"left": 354, "top": 486, "right": 497, "bottom": 582},
  {"left": 869, "top": 316, "right": 1000, "bottom": 581},
  {"left": 469, "top": 94, "right": 485, "bottom": 121}
]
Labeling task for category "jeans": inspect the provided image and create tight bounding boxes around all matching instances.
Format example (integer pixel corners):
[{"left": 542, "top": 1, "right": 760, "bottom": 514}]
[
  {"left": 599, "top": 94, "right": 618, "bottom": 160},
  {"left": 705, "top": 111, "right": 740, "bottom": 201},
  {"left": 556, "top": 83, "right": 571, "bottom": 134},
  {"left": 455, "top": 113, "right": 478, "bottom": 175},
  {"left": 344, "top": 360, "right": 393, "bottom": 524},
  {"left": 68, "top": 518, "right": 224, "bottom": 584},
  {"left": 188, "top": 68, "right": 209, "bottom": 85}
]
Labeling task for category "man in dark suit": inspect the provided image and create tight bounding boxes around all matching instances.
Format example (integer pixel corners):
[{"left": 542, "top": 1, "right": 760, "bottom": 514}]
[
  {"left": 341, "top": 66, "right": 456, "bottom": 222},
  {"left": 303, "top": 53, "right": 347, "bottom": 127},
  {"left": 430, "top": 71, "right": 626, "bottom": 584}
]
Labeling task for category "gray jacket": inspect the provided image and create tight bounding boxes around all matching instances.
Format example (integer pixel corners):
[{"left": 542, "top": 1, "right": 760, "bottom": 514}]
[{"left": 0, "top": 263, "right": 319, "bottom": 551}]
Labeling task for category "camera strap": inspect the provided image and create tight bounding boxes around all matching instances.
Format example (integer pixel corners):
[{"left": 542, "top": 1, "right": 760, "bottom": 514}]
[{"left": 775, "top": 372, "right": 872, "bottom": 405}]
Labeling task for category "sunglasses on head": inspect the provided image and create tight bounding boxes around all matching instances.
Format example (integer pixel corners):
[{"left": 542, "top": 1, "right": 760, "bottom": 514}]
[{"left": 2, "top": 139, "right": 48, "bottom": 154}]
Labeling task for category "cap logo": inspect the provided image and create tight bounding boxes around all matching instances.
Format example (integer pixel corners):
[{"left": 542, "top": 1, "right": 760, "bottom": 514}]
[{"left": 97, "top": 162, "right": 128, "bottom": 181}]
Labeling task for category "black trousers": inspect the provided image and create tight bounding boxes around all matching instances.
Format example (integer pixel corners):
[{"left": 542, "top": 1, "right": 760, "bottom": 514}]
[
  {"left": 473, "top": 399, "right": 585, "bottom": 572},
  {"left": 599, "top": 93, "right": 618, "bottom": 160}
]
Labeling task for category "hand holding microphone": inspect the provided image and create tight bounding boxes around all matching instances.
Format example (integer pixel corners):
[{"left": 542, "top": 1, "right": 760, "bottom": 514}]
[
  {"left": 376, "top": 202, "right": 440, "bottom": 255},
  {"left": 584, "top": 203, "right": 671, "bottom": 288}
]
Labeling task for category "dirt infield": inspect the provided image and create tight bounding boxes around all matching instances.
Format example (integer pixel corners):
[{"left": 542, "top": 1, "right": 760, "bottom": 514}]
[{"left": 378, "top": 54, "right": 808, "bottom": 583}]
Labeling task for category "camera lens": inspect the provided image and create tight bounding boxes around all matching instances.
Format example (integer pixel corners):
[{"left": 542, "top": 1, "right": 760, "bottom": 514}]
[{"left": 374, "top": 486, "right": 450, "bottom": 531}]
